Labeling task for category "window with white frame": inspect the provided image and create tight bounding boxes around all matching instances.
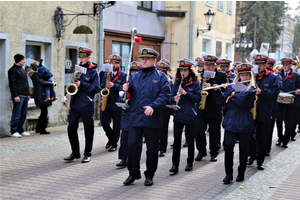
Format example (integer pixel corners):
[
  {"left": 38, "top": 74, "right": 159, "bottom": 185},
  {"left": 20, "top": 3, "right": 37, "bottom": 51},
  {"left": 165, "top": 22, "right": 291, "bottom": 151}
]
[
  {"left": 206, "top": 1, "right": 213, "bottom": 7},
  {"left": 227, "top": 1, "right": 232, "bottom": 14},
  {"left": 218, "top": 1, "right": 223, "bottom": 11},
  {"left": 25, "top": 42, "right": 45, "bottom": 99},
  {"left": 112, "top": 42, "right": 131, "bottom": 73},
  {"left": 225, "top": 43, "right": 232, "bottom": 60},
  {"left": 202, "top": 39, "right": 211, "bottom": 57}
]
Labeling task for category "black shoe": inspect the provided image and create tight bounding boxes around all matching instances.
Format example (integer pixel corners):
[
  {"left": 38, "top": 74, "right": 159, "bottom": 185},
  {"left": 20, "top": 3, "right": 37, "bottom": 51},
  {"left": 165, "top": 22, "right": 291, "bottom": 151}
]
[
  {"left": 247, "top": 156, "right": 255, "bottom": 165},
  {"left": 185, "top": 163, "right": 193, "bottom": 171},
  {"left": 195, "top": 152, "right": 207, "bottom": 161},
  {"left": 159, "top": 151, "right": 165, "bottom": 157},
  {"left": 144, "top": 178, "right": 153, "bottom": 186},
  {"left": 276, "top": 139, "right": 281, "bottom": 146},
  {"left": 123, "top": 174, "right": 141, "bottom": 185},
  {"left": 210, "top": 155, "right": 217, "bottom": 162},
  {"left": 105, "top": 141, "right": 111, "bottom": 149},
  {"left": 265, "top": 152, "right": 270, "bottom": 156},
  {"left": 64, "top": 154, "right": 80, "bottom": 161},
  {"left": 257, "top": 164, "right": 264, "bottom": 170},
  {"left": 291, "top": 137, "right": 296, "bottom": 141},
  {"left": 82, "top": 156, "right": 91, "bottom": 163},
  {"left": 183, "top": 142, "right": 188, "bottom": 148},
  {"left": 236, "top": 174, "right": 244, "bottom": 182},
  {"left": 169, "top": 165, "right": 178, "bottom": 175},
  {"left": 170, "top": 143, "right": 174, "bottom": 149},
  {"left": 116, "top": 160, "right": 127, "bottom": 167},
  {"left": 223, "top": 175, "right": 233, "bottom": 184},
  {"left": 40, "top": 131, "right": 50, "bottom": 134},
  {"left": 282, "top": 144, "right": 288, "bottom": 148},
  {"left": 108, "top": 146, "right": 117, "bottom": 152}
]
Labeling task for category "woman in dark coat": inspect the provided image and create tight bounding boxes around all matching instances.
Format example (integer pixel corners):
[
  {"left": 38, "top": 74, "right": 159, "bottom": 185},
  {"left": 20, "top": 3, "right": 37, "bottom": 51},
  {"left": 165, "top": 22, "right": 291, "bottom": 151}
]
[{"left": 28, "top": 61, "right": 55, "bottom": 134}]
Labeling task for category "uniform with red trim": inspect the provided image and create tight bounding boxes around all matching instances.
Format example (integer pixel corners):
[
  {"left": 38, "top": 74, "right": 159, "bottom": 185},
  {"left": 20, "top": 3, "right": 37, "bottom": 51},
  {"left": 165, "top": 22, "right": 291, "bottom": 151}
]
[
  {"left": 276, "top": 57, "right": 300, "bottom": 147},
  {"left": 64, "top": 46, "right": 101, "bottom": 163},
  {"left": 247, "top": 54, "right": 280, "bottom": 170},
  {"left": 100, "top": 54, "right": 127, "bottom": 152},
  {"left": 169, "top": 58, "right": 201, "bottom": 174},
  {"left": 196, "top": 54, "right": 228, "bottom": 162},
  {"left": 217, "top": 58, "right": 236, "bottom": 83}
]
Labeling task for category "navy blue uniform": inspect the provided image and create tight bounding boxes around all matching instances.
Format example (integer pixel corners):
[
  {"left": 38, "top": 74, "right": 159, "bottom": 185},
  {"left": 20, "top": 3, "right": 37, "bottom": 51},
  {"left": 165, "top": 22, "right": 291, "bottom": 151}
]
[
  {"left": 171, "top": 78, "right": 201, "bottom": 167},
  {"left": 227, "top": 71, "right": 236, "bottom": 84},
  {"left": 214, "top": 85, "right": 256, "bottom": 176},
  {"left": 68, "top": 61, "right": 100, "bottom": 157},
  {"left": 196, "top": 69, "right": 228, "bottom": 158},
  {"left": 276, "top": 70, "right": 300, "bottom": 145},
  {"left": 100, "top": 69, "right": 127, "bottom": 148},
  {"left": 248, "top": 70, "right": 280, "bottom": 166},
  {"left": 127, "top": 66, "right": 171, "bottom": 179}
]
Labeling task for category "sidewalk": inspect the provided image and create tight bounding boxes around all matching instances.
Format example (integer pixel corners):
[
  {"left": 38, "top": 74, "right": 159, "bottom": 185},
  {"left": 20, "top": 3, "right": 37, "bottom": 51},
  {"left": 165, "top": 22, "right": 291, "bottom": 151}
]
[{"left": 0, "top": 120, "right": 299, "bottom": 200}]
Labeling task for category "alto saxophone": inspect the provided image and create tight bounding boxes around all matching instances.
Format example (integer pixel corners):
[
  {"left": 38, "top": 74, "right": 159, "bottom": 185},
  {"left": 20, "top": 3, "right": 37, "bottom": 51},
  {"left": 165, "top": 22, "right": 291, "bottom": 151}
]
[
  {"left": 100, "top": 71, "right": 111, "bottom": 111},
  {"left": 65, "top": 71, "right": 82, "bottom": 115},
  {"left": 199, "top": 76, "right": 209, "bottom": 110}
]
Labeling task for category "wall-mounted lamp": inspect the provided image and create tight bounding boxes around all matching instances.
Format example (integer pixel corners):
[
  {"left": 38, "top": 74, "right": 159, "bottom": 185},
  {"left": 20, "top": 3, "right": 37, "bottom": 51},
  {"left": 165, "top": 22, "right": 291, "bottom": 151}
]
[{"left": 197, "top": 9, "right": 216, "bottom": 37}]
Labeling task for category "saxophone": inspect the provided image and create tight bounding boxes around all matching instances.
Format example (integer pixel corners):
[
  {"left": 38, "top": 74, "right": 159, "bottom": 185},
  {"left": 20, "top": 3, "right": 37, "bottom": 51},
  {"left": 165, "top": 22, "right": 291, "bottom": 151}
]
[
  {"left": 100, "top": 71, "right": 111, "bottom": 111},
  {"left": 199, "top": 76, "right": 209, "bottom": 110},
  {"left": 65, "top": 71, "right": 82, "bottom": 115}
]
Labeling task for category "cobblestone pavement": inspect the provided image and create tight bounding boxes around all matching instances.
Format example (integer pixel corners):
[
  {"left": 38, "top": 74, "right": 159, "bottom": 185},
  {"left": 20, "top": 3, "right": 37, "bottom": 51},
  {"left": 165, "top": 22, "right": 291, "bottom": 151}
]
[{"left": 0, "top": 119, "right": 299, "bottom": 200}]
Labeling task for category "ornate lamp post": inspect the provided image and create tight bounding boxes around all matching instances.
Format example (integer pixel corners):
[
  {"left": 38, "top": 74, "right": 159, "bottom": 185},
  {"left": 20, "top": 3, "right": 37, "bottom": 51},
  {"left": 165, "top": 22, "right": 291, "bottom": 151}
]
[{"left": 235, "top": 21, "right": 253, "bottom": 62}]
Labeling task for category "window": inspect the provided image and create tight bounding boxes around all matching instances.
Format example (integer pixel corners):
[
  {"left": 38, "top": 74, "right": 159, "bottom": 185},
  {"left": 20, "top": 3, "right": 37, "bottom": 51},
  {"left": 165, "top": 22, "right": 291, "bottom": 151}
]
[
  {"left": 206, "top": 1, "right": 213, "bottom": 7},
  {"left": 137, "top": 1, "right": 152, "bottom": 10},
  {"left": 218, "top": 1, "right": 223, "bottom": 11},
  {"left": 64, "top": 48, "right": 77, "bottom": 96},
  {"left": 25, "top": 42, "right": 45, "bottom": 99},
  {"left": 112, "top": 42, "right": 131, "bottom": 73},
  {"left": 202, "top": 40, "right": 211, "bottom": 57},
  {"left": 225, "top": 43, "right": 232, "bottom": 60},
  {"left": 227, "top": 1, "right": 232, "bottom": 14},
  {"left": 216, "top": 41, "right": 222, "bottom": 58}
]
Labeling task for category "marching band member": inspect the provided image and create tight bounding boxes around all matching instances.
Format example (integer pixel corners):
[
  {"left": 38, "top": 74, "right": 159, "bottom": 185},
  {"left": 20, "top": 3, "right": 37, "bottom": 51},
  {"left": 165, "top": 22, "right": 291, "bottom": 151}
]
[
  {"left": 195, "top": 55, "right": 228, "bottom": 162},
  {"left": 169, "top": 59, "right": 201, "bottom": 174},
  {"left": 64, "top": 47, "right": 100, "bottom": 163},
  {"left": 195, "top": 57, "right": 205, "bottom": 74},
  {"left": 217, "top": 59, "right": 235, "bottom": 83},
  {"left": 291, "top": 59, "right": 300, "bottom": 137},
  {"left": 101, "top": 54, "right": 127, "bottom": 152},
  {"left": 122, "top": 48, "right": 171, "bottom": 186},
  {"left": 247, "top": 54, "right": 280, "bottom": 170},
  {"left": 116, "top": 61, "right": 142, "bottom": 168},
  {"left": 213, "top": 63, "right": 256, "bottom": 184},
  {"left": 156, "top": 60, "right": 173, "bottom": 157},
  {"left": 276, "top": 58, "right": 300, "bottom": 147},
  {"left": 265, "top": 58, "right": 282, "bottom": 156}
]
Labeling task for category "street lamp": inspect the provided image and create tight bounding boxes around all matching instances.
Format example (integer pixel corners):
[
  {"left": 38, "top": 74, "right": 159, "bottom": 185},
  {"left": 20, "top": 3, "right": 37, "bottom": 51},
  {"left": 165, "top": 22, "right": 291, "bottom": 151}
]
[
  {"left": 235, "top": 21, "right": 252, "bottom": 62},
  {"left": 197, "top": 9, "right": 216, "bottom": 37}
]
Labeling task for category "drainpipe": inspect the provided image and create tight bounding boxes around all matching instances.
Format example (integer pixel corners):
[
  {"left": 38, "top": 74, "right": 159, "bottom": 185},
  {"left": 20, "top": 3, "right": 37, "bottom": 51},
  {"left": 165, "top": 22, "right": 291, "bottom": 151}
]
[
  {"left": 99, "top": 1, "right": 104, "bottom": 70},
  {"left": 189, "top": 1, "right": 193, "bottom": 59}
]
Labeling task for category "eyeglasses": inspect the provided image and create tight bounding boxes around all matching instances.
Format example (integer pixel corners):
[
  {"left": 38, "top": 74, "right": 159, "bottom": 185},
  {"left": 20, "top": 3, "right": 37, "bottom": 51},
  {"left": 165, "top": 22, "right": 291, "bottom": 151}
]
[{"left": 78, "top": 56, "right": 88, "bottom": 59}]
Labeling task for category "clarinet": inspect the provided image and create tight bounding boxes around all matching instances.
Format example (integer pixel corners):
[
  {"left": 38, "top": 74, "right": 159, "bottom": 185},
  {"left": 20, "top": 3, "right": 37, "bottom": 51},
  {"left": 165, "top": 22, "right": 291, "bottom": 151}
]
[{"left": 173, "top": 75, "right": 184, "bottom": 116}]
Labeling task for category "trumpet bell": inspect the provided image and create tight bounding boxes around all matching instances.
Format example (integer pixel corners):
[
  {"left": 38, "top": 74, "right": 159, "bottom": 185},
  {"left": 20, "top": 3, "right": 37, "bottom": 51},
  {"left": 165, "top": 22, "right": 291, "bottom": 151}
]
[{"left": 66, "top": 83, "right": 78, "bottom": 95}]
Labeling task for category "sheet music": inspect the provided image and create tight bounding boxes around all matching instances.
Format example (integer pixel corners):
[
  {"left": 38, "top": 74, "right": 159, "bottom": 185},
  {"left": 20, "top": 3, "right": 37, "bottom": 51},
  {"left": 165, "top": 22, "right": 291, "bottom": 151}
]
[
  {"left": 116, "top": 103, "right": 130, "bottom": 109},
  {"left": 166, "top": 105, "right": 181, "bottom": 110},
  {"left": 232, "top": 81, "right": 248, "bottom": 92},
  {"left": 203, "top": 71, "right": 216, "bottom": 79},
  {"left": 102, "top": 64, "right": 113, "bottom": 72},
  {"left": 251, "top": 65, "right": 258, "bottom": 74},
  {"left": 75, "top": 65, "right": 87, "bottom": 74}
]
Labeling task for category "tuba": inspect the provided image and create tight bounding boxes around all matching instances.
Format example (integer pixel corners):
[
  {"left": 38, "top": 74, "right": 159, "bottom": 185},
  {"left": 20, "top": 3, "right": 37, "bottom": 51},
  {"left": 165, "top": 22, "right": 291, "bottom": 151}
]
[
  {"left": 100, "top": 71, "right": 111, "bottom": 111},
  {"left": 199, "top": 76, "right": 209, "bottom": 110},
  {"left": 65, "top": 71, "right": 82, "bottom": 115}
]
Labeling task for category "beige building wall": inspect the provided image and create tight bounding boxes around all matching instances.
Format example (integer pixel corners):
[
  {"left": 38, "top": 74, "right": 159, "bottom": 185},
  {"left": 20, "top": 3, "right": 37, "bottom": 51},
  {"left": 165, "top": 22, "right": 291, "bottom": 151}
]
[
  {"left": 164, "top": 1, "right": 236, "bottom": 72},
  {"left": 0, "top": 1, "right": 100, "bottom": 136}
]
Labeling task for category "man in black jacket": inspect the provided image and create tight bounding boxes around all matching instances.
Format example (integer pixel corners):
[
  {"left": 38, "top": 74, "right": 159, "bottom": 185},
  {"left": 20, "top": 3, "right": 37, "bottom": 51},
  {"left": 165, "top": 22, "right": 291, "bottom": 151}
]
[
  {"left": 8, "top": 54, "right": 31, "bottom": 138},
  {"left": 195, "top": 55, "right": 228, "bottom": 162}
]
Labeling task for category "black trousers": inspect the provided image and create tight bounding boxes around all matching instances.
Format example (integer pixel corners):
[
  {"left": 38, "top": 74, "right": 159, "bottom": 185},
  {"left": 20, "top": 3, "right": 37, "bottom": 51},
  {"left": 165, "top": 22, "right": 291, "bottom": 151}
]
[
  {"left": 276, "top": 103, "right": 295, "bottom": 145},
  {"left": 36, "top": 105, "right": 48, "bottom": 133},
  {"left": 248, "top": 120, "right": 269, "bottom": 165},
  {"left": 127, "top": 126, "right": 160, "bottom": 179},
  {"left": 159, "top": 109, "right": 171, "bottom": 153},
  {"left": 172, "top": 123, "right": 196, "bottom": 166},
  {"left": 67, "top": 109, "right": 94, "bottom": 157},
  {"left": 118, "top": 130, "right": 128, "bottom": 160},
  {"left": 196, "top": 118, "right": 221, "bottom": 156},
  {"left": 102, "top": 109, "right": 122, "bottom": 147},
  {"left": 291, "top": 107, "right": 300, "bottom": 138},
  {"left": 224, "top": 130, "right": 252, "bottom": 176},
  {"left": 266, "top": 110, "right": 277, "bottom": 153}
]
